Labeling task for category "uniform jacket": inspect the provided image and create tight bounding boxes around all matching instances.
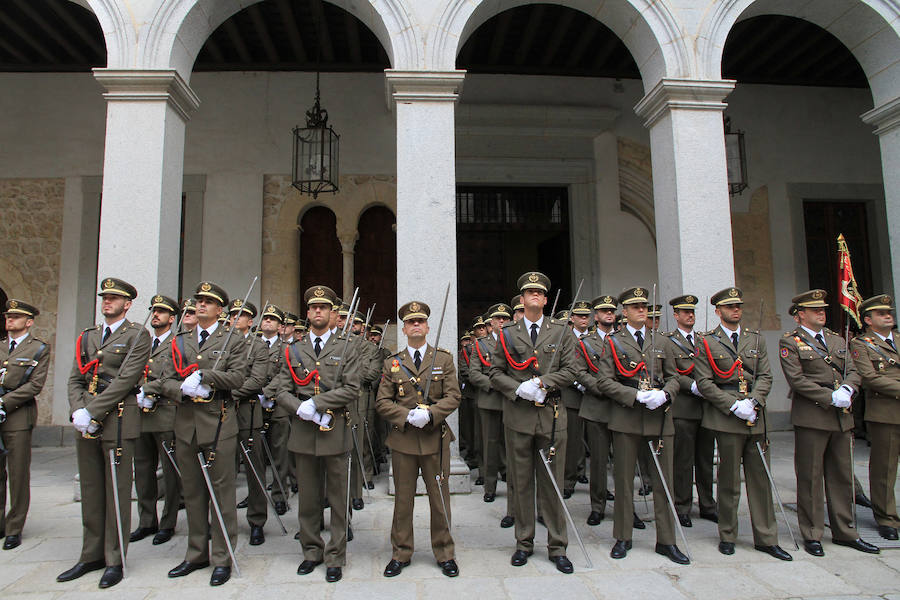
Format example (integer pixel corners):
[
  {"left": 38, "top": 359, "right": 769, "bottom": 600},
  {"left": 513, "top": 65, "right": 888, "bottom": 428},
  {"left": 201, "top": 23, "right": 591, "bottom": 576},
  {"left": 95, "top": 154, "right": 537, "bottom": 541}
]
[
  {"left": 559, "top": 329, "right": 586, "bottom": 410},
  {"left": 376, "top": 345, "right": 460, "bottom": 455},
  {"left": 849, "top": 329, "right": 900, "bottom": 425},
  {"left": 664, "top": 329, "right": 704, "bottom": 421},
  {"left": 275, "top": 332, "right": 360, "bottom": 456},
  {"left": 574, "top": 330, "right": 610, "bottom": 424},
  {"left": 458, "top": 345, "right": 477, "bottom": 401},
  {"left": 0, "top": 334, "right": 50, "bottom": 432},
  {"left": 233, "top": 333, "right": 270, "bottom": 431},
  {"left": 142, "top": 325, "right": 245, "bottom": 446},
  {"left": 594, "top": 327, "right": 679, "bottom": 436},
  {"left": 489, "top": 317, "right": 575, "bottom": 435},
  {"left": 68, "top": 320, "right": 152, "bottom": 441},
  {"left": 140, "top": 331, "right": 177, "bottom": 433},
  {"left": 694, "top": 324, "right": 772, "bottom": 434},
  {"left": 780, "top": 327, "right": 859, "bottom": 432},
  {"left": 468, "top": 335, "right": 504, "bottom": 411}
]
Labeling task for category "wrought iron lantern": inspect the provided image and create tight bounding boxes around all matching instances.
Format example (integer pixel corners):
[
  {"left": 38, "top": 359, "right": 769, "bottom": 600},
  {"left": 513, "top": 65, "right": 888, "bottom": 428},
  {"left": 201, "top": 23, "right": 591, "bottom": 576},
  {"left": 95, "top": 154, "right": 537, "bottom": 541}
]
[
  {"left": 724, "top": 116, "right": 748, "bottom": 196},
  {"left": 292, "top": 72, "right": 340, "bottom": 198}
]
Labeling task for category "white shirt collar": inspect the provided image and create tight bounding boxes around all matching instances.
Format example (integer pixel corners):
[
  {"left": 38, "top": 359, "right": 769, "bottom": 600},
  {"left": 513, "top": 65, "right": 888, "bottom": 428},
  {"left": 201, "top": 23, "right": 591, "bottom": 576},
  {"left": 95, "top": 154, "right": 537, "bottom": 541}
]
[
  {"left": 573, "top": 327, "right": 588, "bottom": 337},
  {"left": 309, "top": 329, "right": 331, "bottom": 346},
  {"left": 407, "top": 341, "right": 427, "bottom": 358},
  {"left": 104, "top": 317, "right": 126, "bottom": 336},
  {"left": 874, "top": 330, "right": 895, "bottom": 343},
  {"left": 8, "top": 332, "right": 29, "bottom": 348},
  {"left": 626, "top": 323, "right": 646, "bottom": 338},
  {"left": 198, "top": 321, "right": 218, "bottom": 343},
  {"left": 800, "top": 325, "right": 824, "bottom": 340},
  {"left": 678, "top": 327, "right": 694, "bottom": 340},
  {"left": 491, "top": 331, "right": 498, "bottom": 341},
  {"left": 522, "top": 315, "right": 544, "bottom": 332},
  {"left": 154, "top": 329, "right": 171, "bottom": 345},
  {"left": 596, "top": 329, "right": 608, "bottom": 340},
  {"left": 262, "top": 334, "right": 279, "bottom": 346},
  {"left": 720, "top": 323, "right": 741, "bottom": 338}
]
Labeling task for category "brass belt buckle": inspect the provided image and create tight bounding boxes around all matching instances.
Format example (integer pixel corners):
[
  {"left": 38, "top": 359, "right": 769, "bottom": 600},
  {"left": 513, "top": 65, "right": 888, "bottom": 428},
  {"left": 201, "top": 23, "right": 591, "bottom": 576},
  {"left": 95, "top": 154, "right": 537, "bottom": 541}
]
[
  {"left": 192, "top": 395, "right": 212, "bottom": 403},
  {"left": 318, "top": 408, "right": 335, "bottom": 432},
  {"left": 82, "top": 419, "right": 103, "bottom": 439},
  {"left": 738, "top": 378, "right": 749, "bottom": 394},
  {"left": 638, "top": 377, "right": 651, "bottom": 391}
]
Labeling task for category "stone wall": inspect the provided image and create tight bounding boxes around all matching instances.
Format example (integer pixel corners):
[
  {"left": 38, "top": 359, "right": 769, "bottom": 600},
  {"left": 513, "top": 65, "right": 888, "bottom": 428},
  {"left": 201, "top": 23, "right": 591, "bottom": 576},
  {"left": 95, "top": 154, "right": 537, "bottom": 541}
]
[
  {"left": 0, "top": 178, "right": 64, "bottom": 425},
  {"left": 731, "top": 185, "right": 779, "bottom": 330}
]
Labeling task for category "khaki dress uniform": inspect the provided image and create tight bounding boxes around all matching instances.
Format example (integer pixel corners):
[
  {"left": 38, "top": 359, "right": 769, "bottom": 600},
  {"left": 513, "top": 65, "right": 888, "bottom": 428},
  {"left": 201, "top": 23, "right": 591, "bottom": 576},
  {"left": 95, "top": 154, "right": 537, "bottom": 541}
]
[
  {"left": 468, "top": 334, "right": 508, "bottom": 497},
  {"left": 457, "top": 337, "right": 477, "bottom": 467},
  {"left": 67, "top": 280, "right": 152, "bottom": 569},
  {"left": 349, "top": 336, "right": 377, "bottom": 499},
  {"left": 0, "top": 301, "right": 50, "bottom": 543},
  {"left": 574, "top": 328, "right": 612, "bottom": 519}
]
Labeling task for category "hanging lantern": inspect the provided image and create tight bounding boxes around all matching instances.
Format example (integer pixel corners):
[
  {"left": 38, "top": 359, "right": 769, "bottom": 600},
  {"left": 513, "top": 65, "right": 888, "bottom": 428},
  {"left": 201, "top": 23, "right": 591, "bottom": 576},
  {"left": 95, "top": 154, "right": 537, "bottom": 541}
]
[
  {"left": 724, "top": 116, "right": 748, "bottom": 196},
  {"left": 292, "top": 73, "right": 340, "bottom": 198}
]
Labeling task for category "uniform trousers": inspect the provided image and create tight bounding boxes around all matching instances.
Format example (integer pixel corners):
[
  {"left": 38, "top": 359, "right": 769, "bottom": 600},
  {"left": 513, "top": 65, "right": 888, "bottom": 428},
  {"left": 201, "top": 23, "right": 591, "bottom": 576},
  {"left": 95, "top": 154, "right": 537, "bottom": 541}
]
[
  {"left": 134, "top": 430, "right": 181, "bottom": 530},
  {"left": 0, "top": 429, "right": 32, "bottom": 536},
  {"left": 268, "top": 414, "right": 292, "bottom": 502},
  {"left": 237, "top": 427, "right": 267, "bottom": 526},
  {"left": 480, "top": 408, "right": 506, "bottom": 494},
  {"left": 564, "top": 406, "right": 585, "bottom": 491},
  {"left": 294, "top": 451, "right": 349, "bottom": 566},
  {"left": 584, "top": 420, "right": 611, "bottom": 514},
  {"left": 612, "top": 432, "right": 675, "bottom": 544},
  {"left": 673, "top": 418, "right": 716, "bottom": 515},
  {"left": 867, "top": 421, "right": 900, "bottom": 528},
  {"left": 715, "top": 430, "right": 777, "bottom": 545},
  {"left": 794, "top": 426, "right": 856, "bottom": 541}
]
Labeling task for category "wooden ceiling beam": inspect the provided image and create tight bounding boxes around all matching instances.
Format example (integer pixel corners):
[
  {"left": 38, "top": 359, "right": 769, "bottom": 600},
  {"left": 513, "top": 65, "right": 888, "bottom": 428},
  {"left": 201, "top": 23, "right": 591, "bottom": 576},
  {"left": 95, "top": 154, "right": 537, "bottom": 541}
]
[
  {"left": 540, "top": 8, "right": 575, "bottom": 66},
  {"left": 514, "top": 5, "right": 545, "bottom": 66},
  {"left": 14, "top": 0, "right": 88, "bottom": 63},
  {"left": 275, "top": 0, "right": 307, "bottom": 63},
  {"left": 248, "top": 4, "right": 279, "bottom": 63}
]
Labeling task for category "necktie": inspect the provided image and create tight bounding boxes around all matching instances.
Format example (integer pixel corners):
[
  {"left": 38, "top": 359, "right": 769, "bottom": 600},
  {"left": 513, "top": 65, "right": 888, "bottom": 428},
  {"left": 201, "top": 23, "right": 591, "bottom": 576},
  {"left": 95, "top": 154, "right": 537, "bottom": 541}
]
[
  {"left": 314, "top": 337, "right": 322, "bottom": 356},
  {"left": 199, "top": 329, "right": 209, "bottom": 348},
  {"left": 731, "top": 332, "right": 739, "bottom": 350},
  {"left": 266, "top": 339, "right": 271, "bottom": 349},
  {"left": 152, "top": 338, "right": 160, "bottom": 353},
  {"left": 530, "top": 323, "right": 539, "bottom": 346},
  {"left": 888, "top": 338, "right": 897, "bottom": 352},
  {"left": 635, "top": 330, "right": 644, "bottom": 349},
  {"left": 686, "top": 333, "right": 694, "bottom": 348},
  {"left": 8, "top": 340, "right": 16, "bottom": 353},
  {"left": 815, "top": 333, "right": 828, "bottom": 352},
  {"left": 414, "top": 350, "right": 422, "bottom": 369},
  {"left": 102, "top": 327, "right": 111, "bottom": 344}
]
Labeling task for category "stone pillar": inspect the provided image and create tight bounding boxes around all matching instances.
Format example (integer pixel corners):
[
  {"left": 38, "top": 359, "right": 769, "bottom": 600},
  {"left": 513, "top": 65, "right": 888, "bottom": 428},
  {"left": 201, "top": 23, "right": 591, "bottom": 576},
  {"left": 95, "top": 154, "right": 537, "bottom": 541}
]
[
  {"left": 634, "top": 79, "right": 737, "bottom": 303},
  {"left": 862, "top": 97, "right": 900, "bottom": 299},
  {"left": 386, "top": 70, "right": 470, "bottom": 494},
  {"left": 92, "top": 69, "right": 199, "bottom": 313},
  {"left": 338, "top": 232, "right": 358, "bottom": 300}
]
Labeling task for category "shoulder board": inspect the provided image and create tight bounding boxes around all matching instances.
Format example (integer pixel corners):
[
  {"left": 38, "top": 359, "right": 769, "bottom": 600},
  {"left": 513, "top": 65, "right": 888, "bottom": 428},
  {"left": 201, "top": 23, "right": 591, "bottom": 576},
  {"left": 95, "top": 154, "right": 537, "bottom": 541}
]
[
  {"left": 548, "top": 317, "right": 566, "bottom": 326},
  {"left": 824, "top": 327, "right": 836, "bottom": 335},
  {"left": 783, "top": 331, "right": 794, "bottom": 337},
  {"left": 31, "top": 336, "right": 48, "bottom": 345},
  {"left": 747, "top": 329, "right": 760, "bottom": 335},
  {"left": 437, "top": 347, "right": 452, "bottom": 355},
  {"left": 475, "top": 334, "right": 490, "bottom": 341},
  {"left": 81, "top": 325, "right": 97, "bottom": 334},
  {"left": 175, "top": 330, "right": 190, "bottom": 337},
  {"left": 501, "top": 321, "right": 517, "bottom": 329},
  {"left": 663, "top": 331, "right": 674, "bottom": 337}
]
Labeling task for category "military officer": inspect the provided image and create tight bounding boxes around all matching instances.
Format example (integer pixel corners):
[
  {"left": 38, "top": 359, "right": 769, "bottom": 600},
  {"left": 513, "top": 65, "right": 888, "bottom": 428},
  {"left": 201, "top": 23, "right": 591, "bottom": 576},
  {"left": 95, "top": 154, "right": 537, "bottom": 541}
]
[
  {"left": 665, "top": 294, "right": 717, "bottom": 528},
  {"left": 181, "top": 298, "right": 198, "bottom": 330},
  {"left": 592, "top": 287, "right": 688, "bottom": 564},
  {"left": 0, "top": 299, "right": 50, "bottom": 550},
  {"left": 268, "top": 306, "right": 296, "bottom": 513},
  {"left": 562, "top": 300, "right": 592, "bottom": 498},
  {"left": 276, "top": 285, "right": 359, "bottom": 582},
  {"left": 367, "top": 324, "right": 391, "bottom": 467},
  {"left": 131, "top": 294, "right": 181, "bottom": 546},
  {"left": 376, "top": 301, "right": 460, "bottom": 578},
  {"left": 143, "top": 281, "right": 246, "bottom": 586},
  {"left": 511, "top": 295, "right": 525, "bottom": 322},
  {"left": 694, "top": 287, "right": 791, "bottom": 561},
  {"left": 59, "top": 278, "right": 151, "bottom": 588},
  {"left": 490, "top": 272, "right": 575, "bottom": 574},
  {"left": 781, "top": 290, "right": 879, "bottom": 556},
  {"left": 849, "top": 294, "right": 900, "bottom": 541},
  {"left": 457, "top": 331, "right": 477, "bottom": 469}
]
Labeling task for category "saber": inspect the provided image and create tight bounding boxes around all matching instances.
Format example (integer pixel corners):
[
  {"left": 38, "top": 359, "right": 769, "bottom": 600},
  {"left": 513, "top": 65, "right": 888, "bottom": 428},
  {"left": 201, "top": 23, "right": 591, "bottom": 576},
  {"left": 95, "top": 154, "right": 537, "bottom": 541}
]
[
  {"left": 243, "top": 299, "right": 270, "bottom": 362},
  {"left": 350, "top": 425, "right": 372, "bottom": 499},
  {"left": 435, "top": 431, "right": 452, "bottom": 532},
  {"left": 344, "top": 453, "right": 352, "bottom": 541},
  {"left": 647, "top": 440, "right": 692, "bottom": 560},
  {"left": 240, "top": 440, "right": 288, "bottom": 534},
  {"left": 107, "top": 448, "right": 127, "bottom": 577},
  {"left": 420, "top": 283, "right": 450, "bottom": 492},
  {"left": 539, "top": 448, "right": 592, "bottom": 568},
  {"left": 340, "top": 288, "right": 360, "bottom": 338},
  {"left": 755, "top": 441, "right": 799, "bottom": 550},
  {"left": 635, "top": 459, "right": 651, "bottom": 517},
  {"left": 649, "top": 284, "right": 657, "bottom": 387},
  {"left": 546, "top": 279, "right": 585, "bottom": 374},
  {"left": 259, "top": 428, "right": 289, "bottom": 506},
  {"left": 197, "top": 452, "right": 242, "bottom": 576},
  {"left": 376, "top": 320, "right": 390, "bottom": 350},
  {"left": 363, "top": 419, "right": 379, "bottom": 477},
  {"left": 160, "top": 439, "right": 182, "bottom": 478},
  {"left": 548, "top": 289, "right": 562, "bottom": 321}
]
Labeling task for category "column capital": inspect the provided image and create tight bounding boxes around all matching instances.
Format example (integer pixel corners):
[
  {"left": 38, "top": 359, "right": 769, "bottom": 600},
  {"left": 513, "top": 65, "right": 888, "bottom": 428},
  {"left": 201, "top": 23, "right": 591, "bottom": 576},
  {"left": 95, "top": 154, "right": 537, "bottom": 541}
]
[
  {"left": 92, "top": 69, "right": 201, "bottom": 122},
  {"left": 384, "top": 70, "right": 466, "bottom": 109},
  {"left": 634, "top": 78, "right": 736, "bottom": 129},
  {"left": 338, "top": 232, "right": 359, "bottom": 253},
  {"left": 861, "top": 96, "right": 900, "bottom": 136}
]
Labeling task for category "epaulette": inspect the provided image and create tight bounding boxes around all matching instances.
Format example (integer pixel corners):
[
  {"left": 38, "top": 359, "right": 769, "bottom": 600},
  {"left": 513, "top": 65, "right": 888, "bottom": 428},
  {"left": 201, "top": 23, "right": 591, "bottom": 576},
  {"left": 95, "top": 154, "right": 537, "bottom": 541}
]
[
  {"left": 663, "top": 331, "right": 675, "bottom": 337},
  {"left": 81, "top": 325, "right": 98, "bottom": 334},
  {"left": 824, "top": 327, "right": 836, "bottom": 335},
  {"left": 548, "top": 317, "right": 566, "bottom": 326},
  {"left": 437, "top": 347, "right": 452, "bottom": 355},
  {"left": 501, "top": 320, "right": 517, "bottom": 329},
  {"left": 175, "top": 329, "right": 191, "bottom": 337}
]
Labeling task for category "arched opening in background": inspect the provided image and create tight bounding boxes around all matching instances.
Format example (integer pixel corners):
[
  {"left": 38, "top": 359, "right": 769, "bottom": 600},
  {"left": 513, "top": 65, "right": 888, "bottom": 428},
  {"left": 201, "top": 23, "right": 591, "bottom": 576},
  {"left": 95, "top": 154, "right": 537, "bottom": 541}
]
[
  {"left": 353, "top": 205, "right": 396, "bottom": 323},
  {"left": 299, "top": 206, "right": 342, "bottom": 302}
]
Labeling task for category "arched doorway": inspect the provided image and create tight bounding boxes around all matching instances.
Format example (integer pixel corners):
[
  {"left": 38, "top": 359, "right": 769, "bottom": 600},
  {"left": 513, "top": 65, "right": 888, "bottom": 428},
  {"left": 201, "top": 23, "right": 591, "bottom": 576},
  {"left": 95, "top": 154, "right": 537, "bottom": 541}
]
[
  {"left": 0, "top": 287, "right": 7, "bottom": 339},
  {"left": 354, "top": 205, "right": 396, "bottom": 323},
  {"left": 299, "top": 206, "right": 342, "bottom": 300}
]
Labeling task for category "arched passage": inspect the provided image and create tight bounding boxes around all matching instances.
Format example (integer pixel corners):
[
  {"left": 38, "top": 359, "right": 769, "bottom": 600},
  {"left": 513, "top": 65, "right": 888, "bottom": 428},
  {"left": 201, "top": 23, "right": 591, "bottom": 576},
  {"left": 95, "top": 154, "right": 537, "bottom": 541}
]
[
  {"left": 354, "top": 205, "right": 396, "bottom": 324},
  {"left": 299, "top": 206, "right": 342, "bottom": 301}
]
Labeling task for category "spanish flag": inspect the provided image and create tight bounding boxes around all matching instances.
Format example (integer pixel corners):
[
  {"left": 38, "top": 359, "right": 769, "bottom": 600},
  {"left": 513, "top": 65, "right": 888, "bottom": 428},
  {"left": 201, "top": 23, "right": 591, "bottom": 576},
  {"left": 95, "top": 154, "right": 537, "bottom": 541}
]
[{"left": 837, "top": 233, "right": 863, "bottom": 328}]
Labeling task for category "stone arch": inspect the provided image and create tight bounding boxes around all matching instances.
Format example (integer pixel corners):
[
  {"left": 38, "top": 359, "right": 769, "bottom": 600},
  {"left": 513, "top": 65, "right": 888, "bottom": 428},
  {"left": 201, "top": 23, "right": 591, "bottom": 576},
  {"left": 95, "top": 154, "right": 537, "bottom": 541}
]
[
  {"left": 698, "top": 0, "right": 900, "bottom": 106},
  {"left": 72, "top": 0, "right": 131, "bottom": 69},
  {"left": 0, "top": 258, "right": 33, "bottom": 305},
  {"left": 142, "top": 0, "right": 421, "bottom": 81},
  {"left": 428, "top": 0, "right": 692, "bottom": 90}
]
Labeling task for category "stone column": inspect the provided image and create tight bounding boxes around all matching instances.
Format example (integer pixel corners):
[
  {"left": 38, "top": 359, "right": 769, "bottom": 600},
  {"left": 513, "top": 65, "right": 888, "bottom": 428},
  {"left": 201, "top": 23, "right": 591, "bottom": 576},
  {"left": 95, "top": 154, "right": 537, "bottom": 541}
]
[
  {"left": 92, "top": 69, "right": 199, "bottom": 312},
  {"left": 385, "top": 70, "right": 470, "bottom": 493},
  {"left": 634, "top": 79, "right": 737, "bottom": 303},
  {"left": 338, "top": 232, "right": 358, "bottom": 301},
  {"left": 862, "top": 97, "right": 900, "bottom": 299}
]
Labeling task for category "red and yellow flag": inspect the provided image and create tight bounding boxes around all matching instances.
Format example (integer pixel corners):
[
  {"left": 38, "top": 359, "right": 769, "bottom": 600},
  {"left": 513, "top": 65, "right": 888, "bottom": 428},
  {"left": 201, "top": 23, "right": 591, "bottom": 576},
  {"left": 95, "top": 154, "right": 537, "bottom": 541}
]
[{"left": 837, "top": 233, "right": 863, "bottom": 328}]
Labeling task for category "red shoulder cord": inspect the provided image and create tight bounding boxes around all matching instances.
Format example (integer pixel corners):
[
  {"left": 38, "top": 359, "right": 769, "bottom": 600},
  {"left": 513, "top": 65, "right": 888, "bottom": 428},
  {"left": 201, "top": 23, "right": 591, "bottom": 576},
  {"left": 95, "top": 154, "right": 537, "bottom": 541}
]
[
  {"left": 460, "top": 348, "right": 470, "bottom": 366},
  {"left": 75, "top": 331, "right": 99, "bottom": 377},
  {"left": 676, "top": 363, "right": 695, "bottom": 376},
  {"left": 170, "top": 337, "right": 199, "bottom": 378},
  {"left": 607, "top": 337, "right": 646, "bottom": 378},
  {"left": 497, "top": 329, "right": 540, "bottom": 371},
  {"left": 579, "top": 340, "right": 599, "bottom": 373},
  {"left": 701, "top": 337, "right": 742, "bottom": 379},
  {"left": 474, "top": 339, "right": 492, "bottom": 367},
  {"left": 284, "top": 346, "right": 319, "bottom": 387}
]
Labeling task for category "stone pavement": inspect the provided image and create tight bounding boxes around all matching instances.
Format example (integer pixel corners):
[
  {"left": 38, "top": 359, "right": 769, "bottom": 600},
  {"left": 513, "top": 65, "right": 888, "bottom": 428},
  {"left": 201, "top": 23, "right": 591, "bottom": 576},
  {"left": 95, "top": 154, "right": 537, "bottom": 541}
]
[{"left": 2, "top": 431, "right": 899, "bottom": 599}]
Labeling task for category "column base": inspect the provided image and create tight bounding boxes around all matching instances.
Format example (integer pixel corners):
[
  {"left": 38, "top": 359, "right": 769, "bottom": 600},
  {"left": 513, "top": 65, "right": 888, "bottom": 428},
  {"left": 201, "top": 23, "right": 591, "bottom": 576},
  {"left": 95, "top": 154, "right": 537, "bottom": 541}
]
[{"left": 388, "top": 455, "right": 472, "bottom": 495}]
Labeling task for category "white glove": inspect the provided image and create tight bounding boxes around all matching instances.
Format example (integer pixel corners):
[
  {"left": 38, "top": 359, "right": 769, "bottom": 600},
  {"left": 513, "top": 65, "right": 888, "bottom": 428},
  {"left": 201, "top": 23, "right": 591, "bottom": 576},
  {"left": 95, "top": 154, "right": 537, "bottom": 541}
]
[
  {"left": 831, "top": 385, "right": 853, "bottom": 408},
  {"left": 183, "top": 371, "right": 202, "bottom": 391},
  {"left": 313, "top": 411, "right": 332, "bottom": 428},
  {"left": 72, "top": 408, "right": 92, "bottom": 432},
  {"left": 576, "top": 383, "right": 586, "bottom": 393},
  {"left": 690, "top": 380, "right": 704, "bottom": 398},
  {"left": 180, "top": 371, "right": 205, "bottom": 397},
  {"left": 87, "top": 420, "right": 100, "bottom": 434},
  {"left": 406, "top": 407, "right": 431, "bottom": 428},
  {"left": 297, "top": 398, "right": 317, "bottom": 421},
  {"left": 730, "top": 398, "right": 757, "bottom": 421},
  {"left": 646, "top": 390, "right": 668, "bottom": 410},
  {"left": 0, "top": 408, "right": 6, "bottom": 423},
  {"left": 515, "top": 378, "right": 541, "bottom": 402},
  {"left": 193, "top": 382, "right": 211, "bottom": 399}
]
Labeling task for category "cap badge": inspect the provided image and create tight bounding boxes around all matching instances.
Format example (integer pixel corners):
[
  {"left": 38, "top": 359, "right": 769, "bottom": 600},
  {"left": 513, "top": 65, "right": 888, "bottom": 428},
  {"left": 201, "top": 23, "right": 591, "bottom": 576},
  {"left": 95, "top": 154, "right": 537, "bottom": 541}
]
[
  {"left": 8, "top": 300, "right": 17, "bottom": 309},
  {"left": 685, "top": 295, "right": 695, "bottom": 304},
  {"left": 201, "top": 282, "right": 211, "bottom": 292},
  {"left": 728, "top": 288, "right": 738, "bottom": 297},
  {"left": 498, "top": 305, "right": 506, "bottom": 312},
  {"left": 153, "top": 295, "right": 163, "bottom": 303},
  {"left": 103, "top": 279, "right": 114, "bottom": 289},
  {"left": 812, "top": 290, "right": 823, "bottom": 300},
  {"left": 883, "top": 295, "right": 891, "bottom": 304},
  {"left": 410, "top": 302, "right": 420, "bottom": 312},
  {"left": 314, "top": 287, "right": 325, "bottom": 297},
  {"left": 634, "top": 289, "right": 644, "bottom": 297},
  {"left": 234, "top": 299, "right": 243, "bottom": 307},
  {"left": 528, "top": 273, "right": 539, "bottom": 283}
]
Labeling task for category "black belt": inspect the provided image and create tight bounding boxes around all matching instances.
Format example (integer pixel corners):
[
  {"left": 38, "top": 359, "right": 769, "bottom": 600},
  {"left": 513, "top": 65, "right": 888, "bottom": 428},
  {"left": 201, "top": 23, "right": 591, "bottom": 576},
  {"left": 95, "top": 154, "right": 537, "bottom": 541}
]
[
  {"left": 182, "top": 392, "right": 231, "bottom": 404},
  {"left": 718, "top": 383, "right": 741, "bottom": 392}
]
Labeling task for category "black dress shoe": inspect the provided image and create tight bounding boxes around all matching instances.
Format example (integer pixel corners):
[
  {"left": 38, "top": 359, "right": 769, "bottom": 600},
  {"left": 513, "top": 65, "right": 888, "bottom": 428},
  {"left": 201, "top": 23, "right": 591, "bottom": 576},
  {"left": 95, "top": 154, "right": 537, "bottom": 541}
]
[
  {"left": 699, "top": 510, "right": 719, "bottom": 523},
  {"left": 577, "top": 474, "right": 589, "bottom": 484},
  {"left": 153, "top": 529, "right": 174, "bottom": 545},
  {"left": 500, "top": 516, "right": 515, "bottom": 528},
  {"left": 325, "top": 566, "right": 342, "bottom": 582},
  {"left": 656, "top": 543, "right": 690, "bottom": 565},
  {"left": 833, "top": 538, "right": 880, "bottom": 554},
  {"left": 610, "top": 540, "right": 632, "bottom": 559},
  {"left": 510, "top": 549, "right": 532, "bottom": 566},
  {"left": 294, "top": 531, "right": 301, "bottom": 540},
  {"left": 483, "top": 493, "right": 496, "bottom": 503},
  {"left": 3, "top": 534, "right": 21, "bottom": 550},
  {"left": 677, "top": 513, "right": 692, "bottom": 528},
  {"left": 291, "top": 482, "right": 299, "bottom": 494},
  {"left": 347, "top": 526, "right": 354, "bottom": 541},
  {"left": 366, "top": 481, "right": 375, "bottom": 490},
  {"left": 98, "top": 565, "right": 123, "bottom": 588},
  {"left": 718, "top": 541, "right": 735, "bottom": 555},
  {"left": 587, "top": 511, "right": 604, "bottom": 526},
  {"left": 383, "top": 558, "right": 410, "bottom": 577},
  {"left": 352, "top": 498, "right": 364, "bottom": 511},
  {"left": 129, "top": 525, "right": 158, "bottom": 542},
  {"left": 475, "top": 476, "right": 484, "bottom": 486},
  {"left": 438, "top": 559, "right": 459, "bottom": 577},
  {"left": 168, "top": 560, "right": 210, "bottom": 577},
  {"left": 803, "top": 540, "right": 824, "bottom": 556},
  {"left": 855, "top": 492, "right": 873, "bottom": 508},
  {"left": 877, "top": 525, "right": 899, "bottom": 540},
  {"left": 754, "top": 544, "right": 792, "bottom": 561},
  {"left": 562, "top": 488, "right": 573, "bottom": 499},
  {"left": 606, "top": 491, "right": 615, "bottom": 501},
  {"left": 638, "top": 483, "right": 652, "bottom": 496},
  {"left": 57, "top": 560, "right": 106, "bottom": 582},
  {"left": 500, "top": 472, "right": 507, "bottom": 482},
  {"left": 249, "top": 525, "right": 265, "bottom": 546},
  {"left": 537, "top": 515, "right": 545, "bottom": 526},
  {"left": 274, "top": 501, "right": 287, "bottom": 515},
  {"left": 550, "top": 555, "right": 574, "bottom": 574},
  {"left": 237, "top": 496, "right": 249, "bottom": 509},
  {"left": 633, "top": 513, "right": 646, "bottom": 529},
  {"left": 297, "top": 559, "right": 323, "bottom": 575},
  {"left": 210, "top": 566, "right": 231, "bottom": 586}
]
